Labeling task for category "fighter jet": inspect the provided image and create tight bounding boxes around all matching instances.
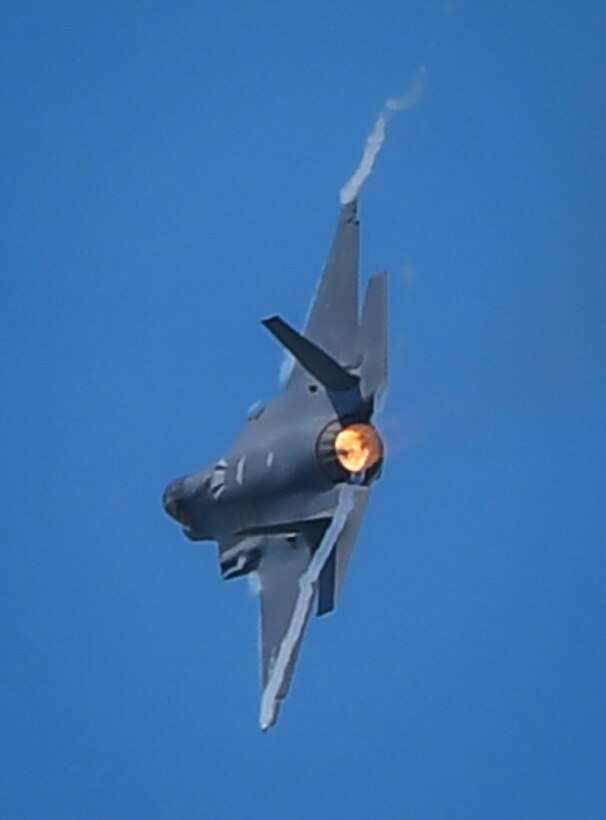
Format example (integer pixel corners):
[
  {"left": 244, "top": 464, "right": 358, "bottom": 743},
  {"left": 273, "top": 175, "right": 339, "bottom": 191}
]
[{"left": 162, "top": 198, "right": 387, "bottom": 730}]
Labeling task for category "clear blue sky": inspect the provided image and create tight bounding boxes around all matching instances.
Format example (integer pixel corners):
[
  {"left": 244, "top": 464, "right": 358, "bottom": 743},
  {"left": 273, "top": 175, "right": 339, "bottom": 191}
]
[{"left": 2, "top": 2, "right": 604, "bottom": 818}]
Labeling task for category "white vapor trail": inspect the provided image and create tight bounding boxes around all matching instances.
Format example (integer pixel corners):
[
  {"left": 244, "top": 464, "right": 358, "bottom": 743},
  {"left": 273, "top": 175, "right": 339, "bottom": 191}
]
[
  {"left": 259, "top": 486, "right": 354, "bottom": 731},
  {"left": 340, "top": 66, "right": 426, "bottom": 205}
]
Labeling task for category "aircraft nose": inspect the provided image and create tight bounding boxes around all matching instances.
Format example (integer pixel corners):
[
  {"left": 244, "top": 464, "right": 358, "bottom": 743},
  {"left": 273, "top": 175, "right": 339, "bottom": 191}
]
[
  {"left": 161, "top": 471, "right": 212, "bottom": 540},
  {"left": 162, "top": 478, "right": 185, "bottom": 521}
]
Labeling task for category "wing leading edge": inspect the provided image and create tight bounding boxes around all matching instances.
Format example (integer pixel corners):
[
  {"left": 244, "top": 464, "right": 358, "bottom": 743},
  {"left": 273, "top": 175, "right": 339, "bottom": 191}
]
[
  {"left": 255, "top": 486, "right": 357, "bottom": 730},
  {"left": 280, "top": 201, "right": 387, "bottom": 408},
  {"left": 304, "top": 199, "right": 360, "bottom": 365},
  {"left": 286, "top": 200, "right": 360, "bottom": 390}
]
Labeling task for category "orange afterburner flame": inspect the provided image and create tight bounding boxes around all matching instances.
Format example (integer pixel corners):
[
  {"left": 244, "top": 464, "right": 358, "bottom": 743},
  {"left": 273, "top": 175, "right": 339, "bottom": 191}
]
[{"left": 334, "top": 424, "right": 384, "bottom": 473}]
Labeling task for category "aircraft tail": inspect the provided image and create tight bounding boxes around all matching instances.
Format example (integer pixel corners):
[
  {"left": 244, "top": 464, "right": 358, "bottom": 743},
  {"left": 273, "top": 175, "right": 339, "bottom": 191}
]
[
  {"left": 359, "top": 271, "right": 388, "bottom": 402},
  {"left": 268, "top": 203, "right": 387, "bottom": 404},
  {"left": 262, "top": 316, "right": 359, "bottom": 391}
]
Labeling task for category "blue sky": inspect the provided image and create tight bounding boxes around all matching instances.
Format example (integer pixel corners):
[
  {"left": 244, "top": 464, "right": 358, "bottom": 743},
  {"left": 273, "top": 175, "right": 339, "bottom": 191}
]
[{"left": 2, "top": 2, "right": 605, "bottom": 818}]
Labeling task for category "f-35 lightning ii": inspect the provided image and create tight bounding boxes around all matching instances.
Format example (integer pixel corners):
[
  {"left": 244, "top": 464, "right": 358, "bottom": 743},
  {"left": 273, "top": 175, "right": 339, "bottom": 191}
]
[{"left": 162, "top": 198, "right": 387, "bottom": 730}]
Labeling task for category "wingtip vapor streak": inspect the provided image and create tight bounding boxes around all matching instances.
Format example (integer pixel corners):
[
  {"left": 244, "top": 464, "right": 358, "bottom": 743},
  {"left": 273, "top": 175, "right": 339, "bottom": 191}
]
[{"left": 162, "top": 198, "right": 387, "bottom": 730}]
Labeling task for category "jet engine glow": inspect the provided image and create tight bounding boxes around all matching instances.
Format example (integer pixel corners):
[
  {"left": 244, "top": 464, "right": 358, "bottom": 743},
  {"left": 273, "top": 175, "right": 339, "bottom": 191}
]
[{"left": 335, "top": 423, "right": 384, "bottom": 473}]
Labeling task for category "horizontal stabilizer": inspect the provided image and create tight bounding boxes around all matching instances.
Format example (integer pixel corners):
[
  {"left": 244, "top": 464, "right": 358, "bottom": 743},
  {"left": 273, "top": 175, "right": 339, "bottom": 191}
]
[{"left": 263, "top": 316, "right": 359, "bottom": 391}]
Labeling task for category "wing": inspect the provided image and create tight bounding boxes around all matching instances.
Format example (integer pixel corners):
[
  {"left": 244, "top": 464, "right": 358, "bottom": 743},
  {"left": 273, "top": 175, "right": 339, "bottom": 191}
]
[
  {"left": 276, "top": 202, "right": 388, "bottom": 404},
  {"left": 304, "top": 199, "right": 360, "bottom": 363},
  {"left": 255, "top": 536, "right": 315, "bottom": 719},
  {"left": 254, "top": 486, "right": 362, "bottom": 730},
  {"left": 285, "top": 200, "right": 360, "bottom": 390}
]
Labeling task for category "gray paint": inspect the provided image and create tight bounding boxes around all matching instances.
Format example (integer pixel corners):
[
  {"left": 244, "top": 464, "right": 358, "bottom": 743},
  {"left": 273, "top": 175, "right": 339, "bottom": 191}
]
[{"left": 162, "top": 198, "right": 388, "bottom": 729}]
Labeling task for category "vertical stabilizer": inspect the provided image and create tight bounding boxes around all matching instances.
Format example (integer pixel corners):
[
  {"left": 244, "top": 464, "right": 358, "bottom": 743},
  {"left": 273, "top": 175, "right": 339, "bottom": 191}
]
[{"left": 360, "top": 271, "right": 388, "bottom": 400}]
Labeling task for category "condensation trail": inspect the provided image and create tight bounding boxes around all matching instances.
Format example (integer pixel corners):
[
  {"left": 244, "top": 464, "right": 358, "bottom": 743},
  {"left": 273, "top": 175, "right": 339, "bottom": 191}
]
[
  {"left": 259, "top": 486, "right": 354, "bottom": 731},
  {"left": 279, "top": 69, "right": 426, "bottom": 387},
  {"left": 340, "top": 66, "right": 426, "bottom": 205}
]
